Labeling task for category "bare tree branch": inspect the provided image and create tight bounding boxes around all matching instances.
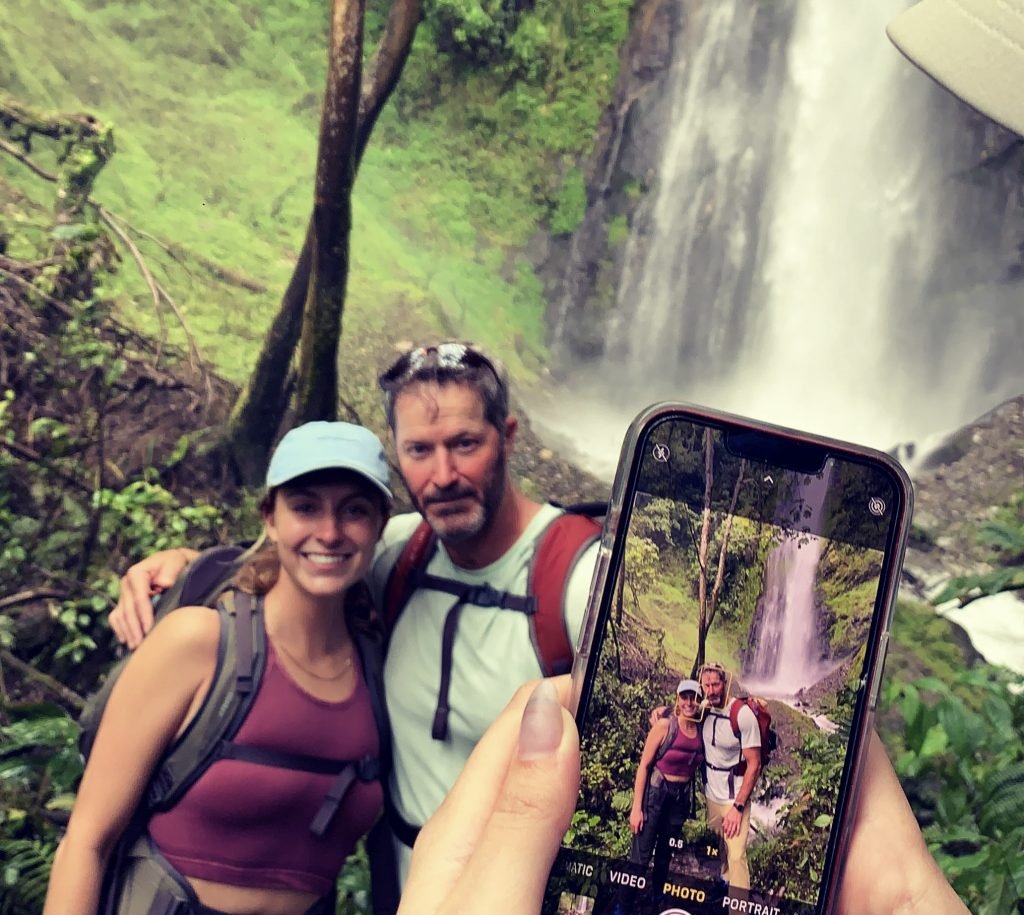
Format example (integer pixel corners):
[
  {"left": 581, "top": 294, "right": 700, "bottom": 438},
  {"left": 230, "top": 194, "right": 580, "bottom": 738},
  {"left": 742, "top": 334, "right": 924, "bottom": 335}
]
[
  {"left": 97, "top": 206, "right": 209, "bottom": 382},
  {"left": 96, "top": 206, "right": 167, "bottom": 359},
  {"left": 952, "top": 581, "right": 1024, "bottom": 607},
  {"left": 356, "top": 0, "right": 421, "bottom": 165},
  {"left": 0, "top": 136, "right": 57, "bottom": 181},
  {"left": 0, "top": 438, "right": 94, "bottom": 492},
  {"left": 0, "top": 266, "right": 72, "bottom": 316},
  {"left": 0, "top": 649, "right": 85, "bottom": 711},
  {"left": 0, "top": 589, "right": 68, "bottom": 611},
  {"left": 706, "top": 459, "right": 746, "bottom": 633}
]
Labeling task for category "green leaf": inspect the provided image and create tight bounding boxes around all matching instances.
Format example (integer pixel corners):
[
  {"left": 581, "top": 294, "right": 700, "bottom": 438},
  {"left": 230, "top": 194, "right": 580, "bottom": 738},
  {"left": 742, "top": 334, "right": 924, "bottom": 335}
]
[
  {"left": 920, "top": 723, "right": 949, "bottom": 758},
  {"left": 50, "top": 222, "right": 98, "bottom": 241},
  {"left": 45, "top": 793, "right": 77, "bottom": 812},
  {"left": 899, "top": 682, "right": 922, "bottom": 731},
  {"left": 813, "top": 814, "right": 833, "bottom": 828},
  {"left": 913, "top": 676, "right": 952, "bottom": 696}
]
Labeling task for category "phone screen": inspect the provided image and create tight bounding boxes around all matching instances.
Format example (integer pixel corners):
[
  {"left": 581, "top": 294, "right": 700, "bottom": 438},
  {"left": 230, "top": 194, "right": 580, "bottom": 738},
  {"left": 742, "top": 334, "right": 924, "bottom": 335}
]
[{"left": 544, "top": 409, "right": 909, "bottom": 915}]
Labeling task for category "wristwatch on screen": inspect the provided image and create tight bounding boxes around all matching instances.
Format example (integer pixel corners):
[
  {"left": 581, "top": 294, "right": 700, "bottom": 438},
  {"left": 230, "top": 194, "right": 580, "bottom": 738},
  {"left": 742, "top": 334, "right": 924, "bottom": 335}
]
[{"left": 734, "top": 801, "right": 745, "bottom": 812}]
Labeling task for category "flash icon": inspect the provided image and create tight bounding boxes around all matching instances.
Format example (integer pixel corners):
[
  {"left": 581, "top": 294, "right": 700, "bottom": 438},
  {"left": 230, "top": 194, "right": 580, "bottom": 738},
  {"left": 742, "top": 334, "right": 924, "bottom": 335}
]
[
  {"left": 652, "top": 443, "right": 670, "bottom": 463},
  {"left": 867, "top": 497, "right": 886, "bottom": 517}
]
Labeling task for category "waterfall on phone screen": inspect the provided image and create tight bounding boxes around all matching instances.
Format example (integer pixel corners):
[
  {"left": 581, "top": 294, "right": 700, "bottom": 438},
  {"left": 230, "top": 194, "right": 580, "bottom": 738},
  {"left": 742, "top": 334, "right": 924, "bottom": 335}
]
[{"left": 742, "top": 471, "right": 834, "bottom": 697}]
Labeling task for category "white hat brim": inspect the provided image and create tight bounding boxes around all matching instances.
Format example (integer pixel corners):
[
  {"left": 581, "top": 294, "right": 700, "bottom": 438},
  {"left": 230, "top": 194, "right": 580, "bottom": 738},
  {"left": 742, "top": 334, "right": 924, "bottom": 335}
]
[{"left": 887, "top": 0, "right": 1024, "bottom": 137}]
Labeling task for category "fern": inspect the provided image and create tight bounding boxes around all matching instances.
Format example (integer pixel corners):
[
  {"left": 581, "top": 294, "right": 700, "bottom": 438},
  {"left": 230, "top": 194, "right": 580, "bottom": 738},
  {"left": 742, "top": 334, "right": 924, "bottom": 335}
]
[
  {"left": 0, "top": 711, "right": 80, "bottom": 756},
  {"left": 978, "top": 518, "right": 1024, "bottom": 559},
  {"left": 978, "top": 761, "right": 1024, "bottom": 836},
  {"left": 0, "top": 839, "right": 55, "bottom": 915}
]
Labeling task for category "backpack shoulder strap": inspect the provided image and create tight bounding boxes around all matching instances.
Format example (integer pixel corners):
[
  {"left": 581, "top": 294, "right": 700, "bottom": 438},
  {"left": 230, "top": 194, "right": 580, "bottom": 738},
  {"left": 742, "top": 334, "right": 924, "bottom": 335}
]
[
  {"left": 382, "top": 520, "right": 436, "bottom": 632},
  {"left": 654, "top": 712, "right": 679, "bottom": 762},
  {"left": 729, "top": 697, "right": 745, "bottom": 739},
  {"left": 526, "top": 510, "right": 601, "bottom": 677},
  {"left": 153, "top": 544, "right": 246, "bottom": 621},
  {"left": 78, "top": 546, "right": 247, "bottom": 764},
  {"left": 351, "top": 624, "right": 391, "bottom": 778},
  {"left": 145, "top": 590, "right": 266, "bottom": 812}
]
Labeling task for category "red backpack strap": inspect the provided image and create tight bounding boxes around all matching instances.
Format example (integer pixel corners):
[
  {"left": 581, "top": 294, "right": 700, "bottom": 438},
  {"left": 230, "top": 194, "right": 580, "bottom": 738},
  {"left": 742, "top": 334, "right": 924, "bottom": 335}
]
[
  {"left": 729, "top": 697, "right": 746, "bottom": 738},
  {"left": 526, "top": 512, "right": 601, "bottom": 676},
  {"left": 382, "top": 520, "right": 436, "bottom": 632}
]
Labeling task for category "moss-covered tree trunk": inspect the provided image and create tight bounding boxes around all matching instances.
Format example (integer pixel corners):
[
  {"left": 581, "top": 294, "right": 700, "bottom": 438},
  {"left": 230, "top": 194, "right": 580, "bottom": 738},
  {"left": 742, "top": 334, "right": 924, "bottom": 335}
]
[
  {"left": 694, "top": 429, "right": 714, "bottom": 676},
  {"left": 0, "top": 97, "right": 114, "bottom": 224},
  {"left": 226, "top": 0, "right": 421, "bottom": 480},
  {"left": 225, "top": 224, "right": 313, "bottom": 483},
  {"left": 293, "top": 0, "right": 364, "bottom": 425},
  {"left": 1, "top": 96, "right": 114, "bottom": 306}
]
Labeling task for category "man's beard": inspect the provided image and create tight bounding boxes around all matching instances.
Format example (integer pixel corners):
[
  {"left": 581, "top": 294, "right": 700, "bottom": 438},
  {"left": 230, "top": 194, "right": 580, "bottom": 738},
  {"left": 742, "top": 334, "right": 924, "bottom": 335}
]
[
  {"left": 411, "top": 448, "right": 506, "bottom": 545},
  {"left": 705, "top": 686, "right": 725, "bottom": 708}
]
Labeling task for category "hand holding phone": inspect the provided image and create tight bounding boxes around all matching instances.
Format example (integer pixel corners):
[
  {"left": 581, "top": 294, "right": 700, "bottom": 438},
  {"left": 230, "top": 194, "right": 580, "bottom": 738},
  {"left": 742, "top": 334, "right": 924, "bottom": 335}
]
[{"left": 544, "top": 403, "right": 913, "bottom": 915}]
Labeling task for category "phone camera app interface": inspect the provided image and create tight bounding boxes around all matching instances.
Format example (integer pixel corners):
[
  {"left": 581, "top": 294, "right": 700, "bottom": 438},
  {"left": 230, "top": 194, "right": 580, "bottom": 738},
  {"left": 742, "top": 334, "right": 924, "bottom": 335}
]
[{"left": 545, "top": 419, "right": 898, "bottom": 915}]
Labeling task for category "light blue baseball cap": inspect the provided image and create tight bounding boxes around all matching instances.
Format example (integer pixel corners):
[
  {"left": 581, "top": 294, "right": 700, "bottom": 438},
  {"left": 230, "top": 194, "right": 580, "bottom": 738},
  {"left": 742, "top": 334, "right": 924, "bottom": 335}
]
[
  {"left": 266, "top": 421, "right": 392, "bottom": 503},
  {"left": 676, "top": 679, "right": 702, "bottom": 697}
]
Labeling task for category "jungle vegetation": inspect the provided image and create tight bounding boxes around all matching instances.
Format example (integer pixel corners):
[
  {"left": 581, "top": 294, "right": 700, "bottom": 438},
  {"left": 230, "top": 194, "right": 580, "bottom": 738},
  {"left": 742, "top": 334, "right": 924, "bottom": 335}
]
[{"left": 1, "top": 1, "right": 1022, "bottom": 912}]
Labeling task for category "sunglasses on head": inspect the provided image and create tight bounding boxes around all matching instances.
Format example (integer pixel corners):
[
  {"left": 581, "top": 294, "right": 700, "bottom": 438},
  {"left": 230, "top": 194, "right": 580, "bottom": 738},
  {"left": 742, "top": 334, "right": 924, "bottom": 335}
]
[{"left": 379, "top": 342, "right": 504, "bottom": 390}]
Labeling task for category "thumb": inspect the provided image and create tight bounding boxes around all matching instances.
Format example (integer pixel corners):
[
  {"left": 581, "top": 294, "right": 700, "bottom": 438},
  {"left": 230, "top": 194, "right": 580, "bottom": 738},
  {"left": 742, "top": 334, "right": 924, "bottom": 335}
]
[{"left": 444, "top": 679, "right": 580, "bottom": 914}]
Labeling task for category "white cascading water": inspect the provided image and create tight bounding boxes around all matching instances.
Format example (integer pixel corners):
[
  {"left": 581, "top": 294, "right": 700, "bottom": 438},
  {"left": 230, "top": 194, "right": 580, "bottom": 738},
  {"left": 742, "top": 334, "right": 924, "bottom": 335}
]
[
  {"left": 704, "top": 0, "right": 993, "bottom": 442},
  {"left": 605, "top": 1, "right": 763, "bottom": 372},
  {"left": 743, "top": 472, "right": 832, "bottom": 697},
  {"left": 743, "top": 536, "right": 827, "bottom": 695}
]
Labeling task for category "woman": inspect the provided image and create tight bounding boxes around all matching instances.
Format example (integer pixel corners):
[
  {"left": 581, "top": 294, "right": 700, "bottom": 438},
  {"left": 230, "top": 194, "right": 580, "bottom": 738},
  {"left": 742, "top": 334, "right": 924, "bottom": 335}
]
[
  {"left": 629, "top": 679, "right": 705, "bottom": 887},
  {"left": 45, "top": 421, "right": 395, "bottom": 915}
]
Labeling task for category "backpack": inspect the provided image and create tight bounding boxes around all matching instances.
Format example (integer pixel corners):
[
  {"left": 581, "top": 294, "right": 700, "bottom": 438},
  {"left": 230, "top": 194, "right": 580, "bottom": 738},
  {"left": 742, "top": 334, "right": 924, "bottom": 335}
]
[
  {"left": 381, "top": 503, "right": 602, "bottom": 743},
  {"left": 728, "top": 696, "right": 777, "bottom": 774},
  {"left": 80, "top": 545, "right": 395, "bottom": 915},
  {"left": 79, "top": 543, "right": 245, "bottom": 761}
]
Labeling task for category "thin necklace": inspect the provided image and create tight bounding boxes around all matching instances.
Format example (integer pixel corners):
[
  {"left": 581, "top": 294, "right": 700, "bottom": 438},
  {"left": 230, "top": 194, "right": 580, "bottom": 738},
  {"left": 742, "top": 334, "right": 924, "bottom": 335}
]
[{"left": 273, "top": 638, "right": 354, "bottom": 681}]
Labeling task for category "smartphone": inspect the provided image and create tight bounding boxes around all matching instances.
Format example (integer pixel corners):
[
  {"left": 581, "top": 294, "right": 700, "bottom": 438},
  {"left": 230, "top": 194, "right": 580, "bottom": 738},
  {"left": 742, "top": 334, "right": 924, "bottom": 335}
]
[{"left": 543, "top": 403, "right": 912, "bottom": 915}]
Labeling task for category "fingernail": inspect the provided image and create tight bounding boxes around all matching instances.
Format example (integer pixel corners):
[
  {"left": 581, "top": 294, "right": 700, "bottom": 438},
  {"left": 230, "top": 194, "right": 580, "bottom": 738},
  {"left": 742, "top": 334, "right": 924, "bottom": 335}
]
[{"left": 519, "top": 679, "right": 563, "bottom": 760}]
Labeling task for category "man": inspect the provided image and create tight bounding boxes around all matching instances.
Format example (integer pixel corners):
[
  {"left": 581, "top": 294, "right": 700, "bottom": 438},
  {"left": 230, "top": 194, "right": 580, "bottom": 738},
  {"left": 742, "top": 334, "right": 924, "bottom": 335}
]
[
  {"left": 110, "top": 342, "right": 600, "bottom": 885},
  {"left": 699, "top": 663, "right": 761, "bottom": 891},
  {"left": 370, "top": 343, "right": 599, "bottom": 878}
]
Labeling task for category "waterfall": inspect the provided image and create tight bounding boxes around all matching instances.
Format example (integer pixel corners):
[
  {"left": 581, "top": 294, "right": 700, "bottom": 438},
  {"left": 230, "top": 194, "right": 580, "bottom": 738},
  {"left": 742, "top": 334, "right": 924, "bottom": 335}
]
[
  {"left": 606, "top": 1, "right": 777, "bottom": 373},
  {"left": 743, "top": 472, "right": 832, "bottom": 697},
  {"left": 536, "top": 0, "right": 1023, "bottom": 460}
]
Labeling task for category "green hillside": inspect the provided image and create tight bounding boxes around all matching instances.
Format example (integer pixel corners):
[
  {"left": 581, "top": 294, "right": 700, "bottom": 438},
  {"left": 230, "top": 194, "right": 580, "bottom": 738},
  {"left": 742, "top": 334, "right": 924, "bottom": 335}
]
[{"left": 2, "top": 0, "right": 632, "bottom": 379}]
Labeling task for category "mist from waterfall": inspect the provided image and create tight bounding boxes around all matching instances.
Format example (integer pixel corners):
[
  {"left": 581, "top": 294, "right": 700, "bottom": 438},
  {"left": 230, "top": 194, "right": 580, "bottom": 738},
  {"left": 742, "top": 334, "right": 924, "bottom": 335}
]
[{"left": 530, "top": 0, "right": 1023, "bottom": 477}]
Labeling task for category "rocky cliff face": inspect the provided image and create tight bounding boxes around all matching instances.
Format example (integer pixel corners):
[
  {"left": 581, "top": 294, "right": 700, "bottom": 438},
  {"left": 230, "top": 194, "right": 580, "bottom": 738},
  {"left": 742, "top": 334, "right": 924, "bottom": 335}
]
[
  {"left": 900, "top": 394, "right": 1024, "bottom": 600},
  {"left": 538, "top": 0, "right": 681, "bottom": 364},
  {"left": 897, "top": 394, "right": 1024, "bottom": 672}
]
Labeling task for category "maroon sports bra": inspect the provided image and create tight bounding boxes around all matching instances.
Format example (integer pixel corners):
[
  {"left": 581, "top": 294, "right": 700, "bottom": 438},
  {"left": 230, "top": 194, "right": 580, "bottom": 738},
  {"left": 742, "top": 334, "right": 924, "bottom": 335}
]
[
  {"left": 655, "top": 722, "right": 704, "bottom": 780},
  {"left": 148, "top": 640, "right": 383, "bottom": 896}
]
